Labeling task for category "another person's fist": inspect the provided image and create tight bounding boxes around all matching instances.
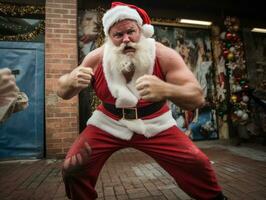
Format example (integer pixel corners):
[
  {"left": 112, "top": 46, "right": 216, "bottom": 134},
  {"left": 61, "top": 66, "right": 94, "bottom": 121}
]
[
  {"left": 0, "top": 68, "right": 28, "bottom": 122},
  {"left": 0, "top": 68, "right": 19, "bottom": 99},
  {"left": 68, "top": 66, "right": 94, "bottom": 89}
]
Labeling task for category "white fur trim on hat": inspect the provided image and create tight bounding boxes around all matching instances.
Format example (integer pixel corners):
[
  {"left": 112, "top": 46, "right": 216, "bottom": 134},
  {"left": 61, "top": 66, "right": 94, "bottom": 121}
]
[
  {"left": 102, "top": 5, "right": 143, "bottom": 36},
  {"left": 142, "top": 24, "right": 154, "bottom": 38}
]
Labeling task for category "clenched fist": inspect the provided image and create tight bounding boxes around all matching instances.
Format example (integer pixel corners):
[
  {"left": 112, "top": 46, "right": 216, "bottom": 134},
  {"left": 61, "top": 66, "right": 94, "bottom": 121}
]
[
  {"left": 136, "top": 75, "right": 168, "bottom": 102},
  {"left": 57, "top": 65, "right": 95, "bottom": 99},
  {"left": 68, "top": 66, "right": 94, "bottom": 89},
  {"left": 0, "top": 68, "right": 19, "bottom": 100}
]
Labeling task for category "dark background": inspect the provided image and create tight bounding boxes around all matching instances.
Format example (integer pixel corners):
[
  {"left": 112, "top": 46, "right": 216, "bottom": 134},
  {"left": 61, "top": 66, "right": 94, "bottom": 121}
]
[{"left": 1, "top": 0, "right": 265, "bottom": 27}]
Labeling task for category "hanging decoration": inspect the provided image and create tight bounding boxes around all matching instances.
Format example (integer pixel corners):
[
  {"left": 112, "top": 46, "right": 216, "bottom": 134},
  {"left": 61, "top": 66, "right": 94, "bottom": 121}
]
[
  {"left": 0, "top": 3, "right": 45, "bottom": 41},
  {"left": 0, "top": 3, "right": 44, "bottom": 16},
  {"left": 95, "top": 7, "right": 105, "bottom": 48},
  {"left": 89, "top": 7, "right": 106, "bottom": 112},
  {"left": 0, "top": 21, "right": 45, "bottom": 41},
  {"left": 220, "top": 16, "right": 250, "bottom": 124}
]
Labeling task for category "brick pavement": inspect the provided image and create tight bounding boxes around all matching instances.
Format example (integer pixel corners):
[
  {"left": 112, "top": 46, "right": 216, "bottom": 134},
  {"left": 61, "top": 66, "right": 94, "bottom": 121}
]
[{"left": 0, "top": 145, "right": 265, "bottom": 200}]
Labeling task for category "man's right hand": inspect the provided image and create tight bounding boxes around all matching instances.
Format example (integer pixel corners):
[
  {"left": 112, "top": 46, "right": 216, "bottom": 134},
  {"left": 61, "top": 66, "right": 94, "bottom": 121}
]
[
  {"left": 57, "top": 66, "right": 94, "bottom": 100},
  {"left": 68, "top": 66, "right": 94, "bottom": 89}
]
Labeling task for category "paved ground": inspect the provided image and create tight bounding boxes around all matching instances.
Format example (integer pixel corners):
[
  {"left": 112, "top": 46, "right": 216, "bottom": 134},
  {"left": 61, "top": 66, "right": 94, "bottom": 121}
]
[{"left": 0, "top": 140, "right": 265, "bottom": 200}]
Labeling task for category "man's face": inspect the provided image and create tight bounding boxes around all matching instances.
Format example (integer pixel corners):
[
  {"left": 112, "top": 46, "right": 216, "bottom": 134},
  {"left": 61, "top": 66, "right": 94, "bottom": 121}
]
[
  {"left": 104, "top": 27, "right": 154, "bottom": 79},
  {"left": 109, "top": 19, "right": 141, "bottom": 52},
  {"left": 81, "top": 11, "right": 97, "bottom": 36}
]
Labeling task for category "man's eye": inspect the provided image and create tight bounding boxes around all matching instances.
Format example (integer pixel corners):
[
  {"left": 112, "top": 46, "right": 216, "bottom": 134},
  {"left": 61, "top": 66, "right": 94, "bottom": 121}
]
[
  {"left": 114, "top": 33, "right": 123, "bottom": 38},
  {"left": 128, "top": 30, "right": 135, "bottom": 34}
]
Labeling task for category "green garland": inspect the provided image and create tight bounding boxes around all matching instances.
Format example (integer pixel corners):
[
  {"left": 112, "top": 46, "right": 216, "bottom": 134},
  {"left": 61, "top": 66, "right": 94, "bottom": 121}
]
[
  {"left": 0, "top": 21, "right": 45, "bottom": 41},
  {"left": 0, "top": 3, "right": 44, "bottom": 16},
  {"left": 95, "top": 7, "right": 105, "bottom": 47},
  {"left": 0, "top": 3, "right": 45, "bottom": 41}
]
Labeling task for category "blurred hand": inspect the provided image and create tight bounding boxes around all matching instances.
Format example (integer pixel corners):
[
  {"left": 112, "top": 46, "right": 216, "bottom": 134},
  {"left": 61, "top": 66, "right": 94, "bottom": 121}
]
[
  {"left": 68, "top": 66, "right": 94, "bottom": 89},
  {"left": 0, "top": 68, "right": 19, "bottom": 107},
  {"left": 136, "top": 75, "right": 167, "bottom": 102},
  {"left": 0, "top": 68, "right": 19, "bottom": 98}
]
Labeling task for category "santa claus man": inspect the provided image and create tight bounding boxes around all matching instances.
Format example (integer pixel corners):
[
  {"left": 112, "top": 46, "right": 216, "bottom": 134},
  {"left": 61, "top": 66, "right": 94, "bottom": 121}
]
[{"left": 57, "top": 2, "right": 227, "bottom": 200}]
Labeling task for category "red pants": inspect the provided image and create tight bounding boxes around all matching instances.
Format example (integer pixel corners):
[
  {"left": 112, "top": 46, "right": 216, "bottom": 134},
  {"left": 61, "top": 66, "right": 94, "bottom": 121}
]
[{"left": 62, "top": 125, "right": 222, "bottom": 200}]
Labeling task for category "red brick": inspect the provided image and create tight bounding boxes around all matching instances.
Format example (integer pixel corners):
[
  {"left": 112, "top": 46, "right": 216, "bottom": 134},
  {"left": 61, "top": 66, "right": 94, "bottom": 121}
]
[{"left": 45, "top": 0, "right": 78, "bottom": 157}]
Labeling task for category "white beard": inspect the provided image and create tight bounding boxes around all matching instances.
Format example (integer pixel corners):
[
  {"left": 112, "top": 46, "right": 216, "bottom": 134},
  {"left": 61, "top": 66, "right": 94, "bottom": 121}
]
[{"left": 102, "top": 36, "right": 156, "bottom": 108}]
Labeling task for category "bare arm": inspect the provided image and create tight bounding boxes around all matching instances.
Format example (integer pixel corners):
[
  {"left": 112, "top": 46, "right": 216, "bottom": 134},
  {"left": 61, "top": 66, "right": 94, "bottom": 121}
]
[
  {"left": 57, "top": 47, "right": 103, "bottom": 100},
  {"left": 136, "top": 42, "right": 205, "bottom": 110}
]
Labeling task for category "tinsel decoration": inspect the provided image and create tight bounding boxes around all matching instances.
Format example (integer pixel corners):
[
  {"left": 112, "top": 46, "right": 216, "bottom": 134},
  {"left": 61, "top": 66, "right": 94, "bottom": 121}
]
[
  {"left": 0, "top": 3, "right": 44, "bottom": 16},
  {"left": 0, "top": 3, "right": 45, "bottom": 41},
  {"left": 220, "top": 16, "right": 250, "bottom": 124},
  {"left": 95, "top": 7, "right": 105, "bottom": 48},
  {"left": 88, "top": 7, "right": 106, "bottom": 112},
  {"left": 0, "top": 21, "right": 45, "bottom": 41}
]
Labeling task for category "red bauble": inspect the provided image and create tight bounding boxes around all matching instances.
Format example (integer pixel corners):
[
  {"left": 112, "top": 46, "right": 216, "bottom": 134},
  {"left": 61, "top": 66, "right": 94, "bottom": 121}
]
[
  {"left": 223, "top": 50, "right": 229, "bottom": 58},
  {"left": 226, "top": 32, "right": 233, "bottom": 40}
]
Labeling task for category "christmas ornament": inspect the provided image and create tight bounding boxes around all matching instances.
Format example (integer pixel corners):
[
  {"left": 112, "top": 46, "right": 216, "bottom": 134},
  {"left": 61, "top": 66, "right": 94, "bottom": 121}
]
[
  {"left": 229, "top": 46, "right": 236, "bottom": 52},
  {"left": 219, "top": 16, "right": 250, "bottom": 126},
  {"left": 241, "top": 112, "right": 248, "bottom": 121},
  {"left": 234, "top": 110, "right": 244, "bottom": 117},
  {"left": 225, "top": 42, "right": 232, "bottom": 49},
  {"left": 220, "top": 32, "right": 226, "bottom": 40},
  {"left": 223, "top": 50, "right": 229, "bottom": 58},
  {"left": 232, "top": 24, "right": 240, "bottom": 32},
  {"left": 226, "top": 32, "right": 233, "bottom": 40},
  {"left": 231, "top": 95, "right": 238, "bottom": 103},
  {"left": 227, "top": 52, "right": 234, "bottom": 61}
]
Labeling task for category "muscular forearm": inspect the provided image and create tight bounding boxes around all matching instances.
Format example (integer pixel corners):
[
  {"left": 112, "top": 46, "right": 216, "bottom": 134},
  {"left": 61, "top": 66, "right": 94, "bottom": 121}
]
[
  {"left": 164, "top": 82, "right": 205, "bottom": 111},
  {"left": 136, "top": 75, "right": 205, "bottom": 110},
  {"left": 56, "top": 74, "right": 82, "bottom": 100},
  {"left": 57, "top": 65, "right": 94, "bottom": 100}
]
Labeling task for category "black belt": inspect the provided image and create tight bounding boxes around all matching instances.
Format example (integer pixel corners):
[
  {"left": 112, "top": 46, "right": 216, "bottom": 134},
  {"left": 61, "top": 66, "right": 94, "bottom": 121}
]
[{"left": 102, "top": 101, "right": 165, "bottom": 120}]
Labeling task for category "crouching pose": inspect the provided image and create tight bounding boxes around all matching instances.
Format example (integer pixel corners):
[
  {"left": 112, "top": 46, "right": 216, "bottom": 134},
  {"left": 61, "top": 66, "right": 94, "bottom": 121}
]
[{"left": 57, "top": 2, "right": 227, "bottom": 200}]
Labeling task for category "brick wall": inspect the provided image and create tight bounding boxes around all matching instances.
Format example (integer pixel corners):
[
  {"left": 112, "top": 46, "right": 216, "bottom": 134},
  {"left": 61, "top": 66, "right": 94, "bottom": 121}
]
[{"left": 45, "top": 0, "right": 79, "bottom": 158}]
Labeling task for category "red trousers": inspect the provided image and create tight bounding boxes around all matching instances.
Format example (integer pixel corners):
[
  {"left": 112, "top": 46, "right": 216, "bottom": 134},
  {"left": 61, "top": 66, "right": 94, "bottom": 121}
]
[{"left": 62, "top": 125, "right": 222, "bottom": 200}]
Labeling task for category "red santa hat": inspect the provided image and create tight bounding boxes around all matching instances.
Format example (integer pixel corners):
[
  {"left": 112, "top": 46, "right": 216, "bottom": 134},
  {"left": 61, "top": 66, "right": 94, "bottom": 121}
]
[{"left": 102, "top": 2, "right": 154, "bottom": 38}]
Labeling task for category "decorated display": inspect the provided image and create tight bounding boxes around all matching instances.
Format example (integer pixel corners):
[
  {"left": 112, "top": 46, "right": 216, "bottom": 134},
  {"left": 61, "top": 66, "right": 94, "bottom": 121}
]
[
  {"left": 219, "top": 17, "right": 250, "bottom": 126},
  {"left": 152, "top": 22, "right": 218, "bottom": 140}
]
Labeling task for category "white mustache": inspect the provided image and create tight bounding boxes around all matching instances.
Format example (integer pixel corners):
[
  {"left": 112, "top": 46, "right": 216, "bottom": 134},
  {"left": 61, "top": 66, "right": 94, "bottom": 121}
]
[{"left": 116, "top": 42, "right": 138, "bottom": 53}]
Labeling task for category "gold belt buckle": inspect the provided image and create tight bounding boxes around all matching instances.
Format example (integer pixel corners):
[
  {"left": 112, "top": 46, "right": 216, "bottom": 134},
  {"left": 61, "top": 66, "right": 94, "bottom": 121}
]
[{"left": 122, "top": 107, "right": 138, "bottom": 120}]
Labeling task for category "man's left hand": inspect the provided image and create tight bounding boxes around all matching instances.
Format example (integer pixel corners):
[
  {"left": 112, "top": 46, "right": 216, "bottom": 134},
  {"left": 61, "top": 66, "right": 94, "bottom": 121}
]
[{"left": 136, "top": 75, "right": 167, "bottom": 102}]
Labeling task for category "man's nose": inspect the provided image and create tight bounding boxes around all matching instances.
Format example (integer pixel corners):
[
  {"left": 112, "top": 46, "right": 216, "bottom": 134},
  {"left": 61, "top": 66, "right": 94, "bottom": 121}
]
[{"left": 122, "top": 34, "right": 130, "bottom": 43}]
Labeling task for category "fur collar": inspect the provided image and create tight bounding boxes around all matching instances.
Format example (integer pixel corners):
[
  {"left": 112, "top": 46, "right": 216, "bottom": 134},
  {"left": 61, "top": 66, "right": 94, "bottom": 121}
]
[{"left": 102, "top": 37, "right": 156, "bottom": 108}]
